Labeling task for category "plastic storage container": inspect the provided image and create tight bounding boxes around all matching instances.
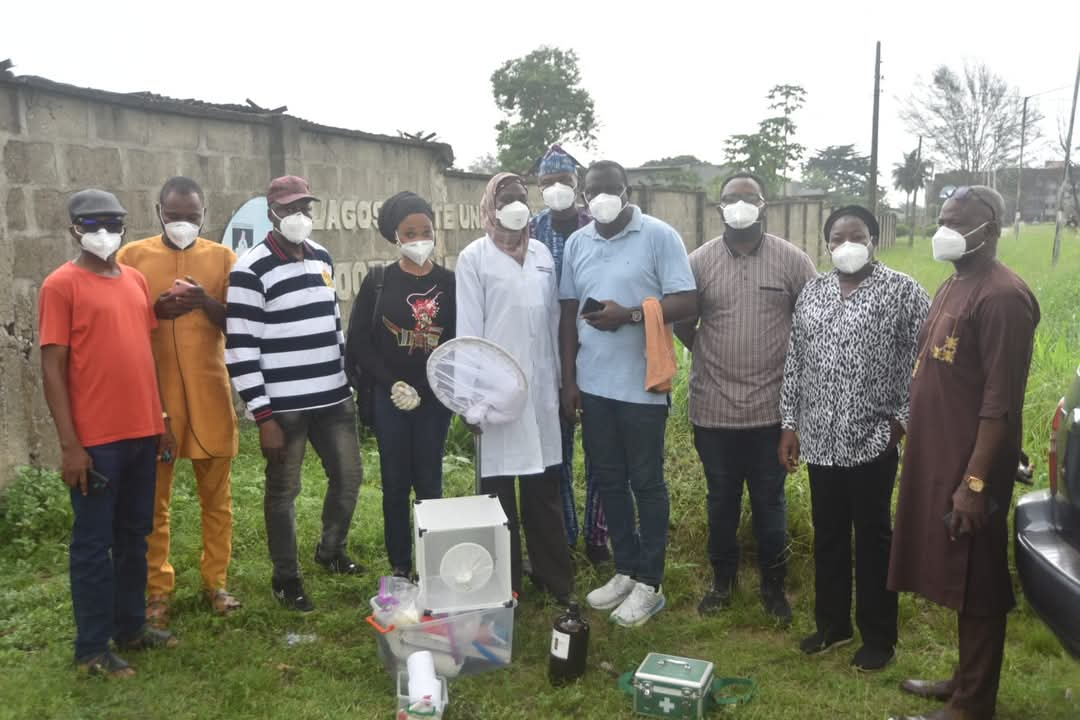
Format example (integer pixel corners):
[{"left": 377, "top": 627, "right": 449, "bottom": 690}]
[
  {"left": 414, "top": 495, "right": 513, "bottom": 614},
  {"left": 367, "top": 600, "right": 516, "bottom": 679}
]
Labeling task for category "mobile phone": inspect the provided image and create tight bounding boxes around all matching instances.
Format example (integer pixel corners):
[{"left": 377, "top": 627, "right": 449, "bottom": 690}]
[
  {"left": 581, "top": 297, "right": 604, "bottom": 315},
  {"left": 943, "top": 497, "right": 1000, "bottom": 535},
  {"left": 87, "top": 469, "right": 110, "bottom": 495},
  {"left": 169, "top": 279, "right": 194, "bottom": 296}
]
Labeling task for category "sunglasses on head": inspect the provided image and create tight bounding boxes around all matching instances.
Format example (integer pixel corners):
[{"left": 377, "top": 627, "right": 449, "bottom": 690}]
[
  {"left": 74, "top": 217, "right": 125, "bottom": 233},
  {"left": 946, "top": 186, "right": 997, "bottom": 221}
]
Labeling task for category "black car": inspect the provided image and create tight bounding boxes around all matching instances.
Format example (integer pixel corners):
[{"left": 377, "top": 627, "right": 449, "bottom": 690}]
[{"left": 1015, "top": 370, "right": 1080, "bottom": 658}]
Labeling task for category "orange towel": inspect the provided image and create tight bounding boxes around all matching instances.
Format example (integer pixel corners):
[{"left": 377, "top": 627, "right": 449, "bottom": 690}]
[{"left": 643, "top": 297, "right": 677, "bottom": 393}]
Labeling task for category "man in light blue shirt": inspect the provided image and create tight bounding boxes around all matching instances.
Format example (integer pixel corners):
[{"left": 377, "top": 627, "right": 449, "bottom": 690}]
[{"left": 559, "top": 160, "right": 697, "bottom": 627}]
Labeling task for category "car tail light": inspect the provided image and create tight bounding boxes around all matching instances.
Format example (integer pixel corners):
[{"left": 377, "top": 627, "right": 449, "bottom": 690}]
[{"left": 1049, "top": 397, "right": 1065, "bottom": 495}]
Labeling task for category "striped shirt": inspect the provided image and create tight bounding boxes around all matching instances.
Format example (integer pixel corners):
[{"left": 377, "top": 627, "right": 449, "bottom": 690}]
[
  {"left": 225, "top": 233, "right": 351, "bottom": 423},
  {"left": 686, "top": 233, "right": 817, "bottom": 428}
]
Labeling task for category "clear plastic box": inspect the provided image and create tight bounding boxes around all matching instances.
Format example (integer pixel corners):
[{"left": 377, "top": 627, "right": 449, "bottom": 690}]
[
  {"left": 367, "top": 600, "right": 516, "bottom": 679},
  {"left": 414, "top": 495, "right": 513, "bottom": 614}
]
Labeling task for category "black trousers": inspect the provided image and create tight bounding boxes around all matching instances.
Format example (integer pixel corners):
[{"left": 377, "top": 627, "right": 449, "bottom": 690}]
[
  {"left": 808, "top": 448, "right": 899, "bottom": 649},
  {"left": 481, "top": 465, "right": 574, "bottom": 599}
]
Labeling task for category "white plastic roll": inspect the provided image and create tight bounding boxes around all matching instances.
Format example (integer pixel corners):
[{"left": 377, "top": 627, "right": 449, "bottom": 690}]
[{"left": 407, "top": 651, "right": 441, "bottom": 710}]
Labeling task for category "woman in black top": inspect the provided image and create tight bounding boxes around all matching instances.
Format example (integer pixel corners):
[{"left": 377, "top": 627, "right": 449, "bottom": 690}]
[{"left": 346, "top": 191, "right": 455, "bottom": 577}]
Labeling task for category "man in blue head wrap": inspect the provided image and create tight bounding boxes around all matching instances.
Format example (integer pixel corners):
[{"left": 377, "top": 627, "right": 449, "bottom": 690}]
[{"left": 529, "top": 144, "right": 609, "bottom": 565}]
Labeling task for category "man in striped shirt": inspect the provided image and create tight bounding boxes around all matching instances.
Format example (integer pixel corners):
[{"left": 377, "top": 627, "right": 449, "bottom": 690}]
[
  {"left": 674, "top": 172, "right": 817, "bottom": 624},
  {"left": 225, "top": 176, "right": 363, "bottom": 612}
]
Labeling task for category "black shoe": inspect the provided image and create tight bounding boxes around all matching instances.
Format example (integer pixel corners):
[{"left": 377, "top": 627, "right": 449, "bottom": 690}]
[
  {"left": 698, "top": 581, "right": 735, "bottom": 615},
  {"left": 272, "top": 577, "right": 315, "bottom": 612},
  {"left": 585, "top": 543, "right": 611, "bottom": 566},
  {"left": 314, "top": 543, "right": 364, "bottom": 575},
  {"left": 852, "top": 644, "right": 896, "bottom": 672},
  {"left": 761, "top": 581, "right": 792, "bottom": 626},
  {"left": 800, "top": 629, "right": 854, "bottom": 655}
]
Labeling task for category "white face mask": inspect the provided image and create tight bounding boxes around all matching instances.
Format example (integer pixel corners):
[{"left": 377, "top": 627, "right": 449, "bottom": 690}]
[
  {"left": 722, "top": 201, "right": 761, "bottom": 230},
  {"left": 932, "top": 222, "right": 987, "bottom": 262},
  {"left": 831, "top": 241, "right": 873, "bottom": 275},
  {"left": 495, "top": 201, "right": 530, "bottom": 231},
  {"left": 272, "top": 209, "right": 313, "bottom": 244},
  {"left": 78, "top": 227, "right": 123, "bottom": 261},
  {"left": 588, "top": 193, "right": 624, "bottom": 224},
  {"left": 542, "top": 183, "right": 576, "bottom": 212},
  {"left": 162, "top": 218, "right": 199, "bottom": 250},
  {"left": 398, "top": 237, "right": 435, "bottom": 265}
]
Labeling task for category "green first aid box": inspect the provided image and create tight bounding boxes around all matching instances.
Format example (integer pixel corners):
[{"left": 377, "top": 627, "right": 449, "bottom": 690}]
[{"left": 631, "top": 653, "right": 715, "bottom": 719}]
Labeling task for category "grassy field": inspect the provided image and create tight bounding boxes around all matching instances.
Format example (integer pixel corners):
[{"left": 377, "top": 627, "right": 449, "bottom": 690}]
[{"left": 2, "top": 225, "right": 1079, "bottom": 719}]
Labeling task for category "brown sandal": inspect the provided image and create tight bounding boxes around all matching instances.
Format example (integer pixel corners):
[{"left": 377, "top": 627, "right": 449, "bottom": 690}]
[
  {"left": 146, "top": 594, "right": 170, "bottom": 629},
  {"left": 208, "top": 588, "right": 242, "bottom": 615}
]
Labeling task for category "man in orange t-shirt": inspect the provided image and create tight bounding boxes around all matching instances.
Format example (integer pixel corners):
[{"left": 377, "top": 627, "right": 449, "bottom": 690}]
[
  {"left": 39, "top": 189, "right": 178, "bottom": 678},
  {"left": 117, "top": 177, "right": 240, "bottom": 625}
]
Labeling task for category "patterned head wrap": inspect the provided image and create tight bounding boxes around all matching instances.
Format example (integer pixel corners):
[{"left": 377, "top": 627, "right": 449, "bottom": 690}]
[{"left": 481, "top": 172, "right": 529, "bottom": 261}]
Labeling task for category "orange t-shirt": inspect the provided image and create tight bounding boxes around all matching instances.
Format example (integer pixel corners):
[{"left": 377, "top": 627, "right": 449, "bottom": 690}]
[{"left": 38, "top": 261, "right": 164, "bottom": 448}]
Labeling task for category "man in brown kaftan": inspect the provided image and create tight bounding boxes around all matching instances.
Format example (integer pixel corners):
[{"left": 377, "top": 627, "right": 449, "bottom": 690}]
[{"left": 887, "top": 186, "right": 1039, "bottom": 720}]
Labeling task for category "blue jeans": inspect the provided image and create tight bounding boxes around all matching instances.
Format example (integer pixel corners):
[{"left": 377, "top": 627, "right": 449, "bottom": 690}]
[
  {"left": 557, "top": 419, "right": 608, "bottom": 547},
  {"left": 70, "top": 436, "right": 158, "bottom": 660},
  {"left": 580, "top": 393, "right": 669, "bottom": 586},
  {"left": 693, "top": 425, "right": 788, "bottom": 586},
  {"left": 373, "top": 385, "right": 452, "bottom": 572},
  {"left": 265, "top": 400, "right": 363, "bottom": 581}
]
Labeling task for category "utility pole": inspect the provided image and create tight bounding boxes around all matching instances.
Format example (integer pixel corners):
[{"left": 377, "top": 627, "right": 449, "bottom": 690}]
[
  {"left": 1014, "top": 96, "right": 1029, "bottom": 242},
  {"left": 910, "top": 135, "right": 922, "bottom": 246},
  {"left": 868, "top": 41, "right": 881, "bottom": 211},
  {"left": 1052, "top": 53, "right": 1080, "bottom": 267}
]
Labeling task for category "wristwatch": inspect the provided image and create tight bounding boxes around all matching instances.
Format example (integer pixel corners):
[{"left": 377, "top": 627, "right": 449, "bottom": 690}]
[
  {"left": 629, "top": 308, "right": 643, "bottom": 324},
  {"left": 965, "top": 475, "right": 985, "bottom": 493}
]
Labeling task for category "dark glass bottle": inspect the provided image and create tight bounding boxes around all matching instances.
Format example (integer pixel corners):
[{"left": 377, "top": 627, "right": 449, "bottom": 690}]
[{"left": 549, "top": 602, "right": 589, "bottom": 685}]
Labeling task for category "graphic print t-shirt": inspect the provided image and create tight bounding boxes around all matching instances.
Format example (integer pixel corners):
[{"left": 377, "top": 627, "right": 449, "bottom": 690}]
[{"left": 346, "top": 262, "right": 455, "bottom": 400}]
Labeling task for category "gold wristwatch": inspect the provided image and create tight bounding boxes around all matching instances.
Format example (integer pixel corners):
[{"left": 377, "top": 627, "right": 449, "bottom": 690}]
[{"left": 965, "top": 475, "right": 985, "bottom": 493}]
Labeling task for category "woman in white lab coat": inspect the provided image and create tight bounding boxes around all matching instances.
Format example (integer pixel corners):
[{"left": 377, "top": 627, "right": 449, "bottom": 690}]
[{"left": 455, "top": 172, "right": 574, "bottom": 603}]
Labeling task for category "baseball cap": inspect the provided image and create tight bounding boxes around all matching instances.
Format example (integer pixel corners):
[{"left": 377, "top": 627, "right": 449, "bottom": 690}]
[
  {"left": 67, "top": 189, "right": 127, "bottom": 222},
  {"left": 267, "top": 176, "right": 319, "bottom": 206}
]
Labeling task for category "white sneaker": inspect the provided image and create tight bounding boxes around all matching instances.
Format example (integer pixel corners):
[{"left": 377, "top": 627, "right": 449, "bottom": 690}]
[
  {"left": 610, "top": 582, "right": 666, "bottom": 627},
  {"left": 586, "top": 573, "right": 636, "bottom": 610}
]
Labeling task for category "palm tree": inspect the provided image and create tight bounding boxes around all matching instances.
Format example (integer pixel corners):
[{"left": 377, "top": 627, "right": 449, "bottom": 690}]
[{"left": 892, "top": 150, "right": 930, "bottom": 245}]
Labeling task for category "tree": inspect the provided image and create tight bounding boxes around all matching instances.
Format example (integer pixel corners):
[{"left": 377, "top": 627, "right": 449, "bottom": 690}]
[
  {"left": 892, "top": 149, "right": 930, "bottom": 245},
  {"left": 641, "top": 155, "right": 704, "bottom": 167},
  {"left": 802, "top": 144, "right": 870, "bottom": 204},
  {"left": 490, "top": 46, "right": 597, "bottom": 173},
  {"left": 723, "top": 84, "right": 806, "bottom": 195},
  {"left": 902, "top": 63, "right": 1042, "bottom": 173},
  {"left": 466, "top": 153, "right": 499, "bottom": 175}
]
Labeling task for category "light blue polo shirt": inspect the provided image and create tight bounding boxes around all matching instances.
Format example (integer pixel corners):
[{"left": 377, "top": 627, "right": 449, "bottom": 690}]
[{"left": 559, "top": 205, "right": 696, "bottom": 405}]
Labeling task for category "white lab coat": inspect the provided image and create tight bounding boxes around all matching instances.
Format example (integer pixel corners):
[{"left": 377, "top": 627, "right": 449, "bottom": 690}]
[{"left": 455, "top": 235, "right": 562, "bottom": 478}]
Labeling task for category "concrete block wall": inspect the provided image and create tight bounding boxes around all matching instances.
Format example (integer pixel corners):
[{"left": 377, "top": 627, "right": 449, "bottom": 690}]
[
  {"left": 0, "top": 73, "right": 827, "bottom": 486},
  {"left": 0, "top": 80, "right": 274, "bottom": 483}
]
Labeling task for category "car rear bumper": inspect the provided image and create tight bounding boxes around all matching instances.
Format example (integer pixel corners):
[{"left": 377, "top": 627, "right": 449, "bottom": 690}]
[{"left": 1014, "top": 489, "right": 1080, "bottom": 659}]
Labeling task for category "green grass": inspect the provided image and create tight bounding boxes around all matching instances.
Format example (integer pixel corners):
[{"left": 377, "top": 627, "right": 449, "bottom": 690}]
[{"left": 2, "top": 226, "right": 1080, "bottom": 719}]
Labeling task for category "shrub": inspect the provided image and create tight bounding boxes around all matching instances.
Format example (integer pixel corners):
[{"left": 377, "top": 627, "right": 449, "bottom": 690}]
[
  {"left": 0, "top": 466, "right": 72, "bottom": 562},
  {"left": 922, "top": 224, "right": 939, "bottom": 238},
  {"left": 895, "top": 223, "right": 910, "bottom": 237}
]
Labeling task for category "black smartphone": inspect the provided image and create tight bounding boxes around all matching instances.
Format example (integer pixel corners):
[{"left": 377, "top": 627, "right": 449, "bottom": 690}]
[
  {"left": 87, "top": 469, "right": 110, "bottom": 495},
  {"left": 581, "top": 297, "right": 604, "bottom": 315},
  {"left": 943, "top": 497, "right": 1000, "bottom": 535}
]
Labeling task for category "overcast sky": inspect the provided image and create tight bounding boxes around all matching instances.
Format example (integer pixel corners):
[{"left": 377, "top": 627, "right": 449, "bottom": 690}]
[{"left": 6, "top": 0, "right": 1079, "bottom": 202}]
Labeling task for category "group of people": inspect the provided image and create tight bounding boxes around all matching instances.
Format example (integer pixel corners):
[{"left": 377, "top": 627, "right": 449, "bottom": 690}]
[{"left": 39, "top": 143, "right": 1038, "bottom": 720}]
